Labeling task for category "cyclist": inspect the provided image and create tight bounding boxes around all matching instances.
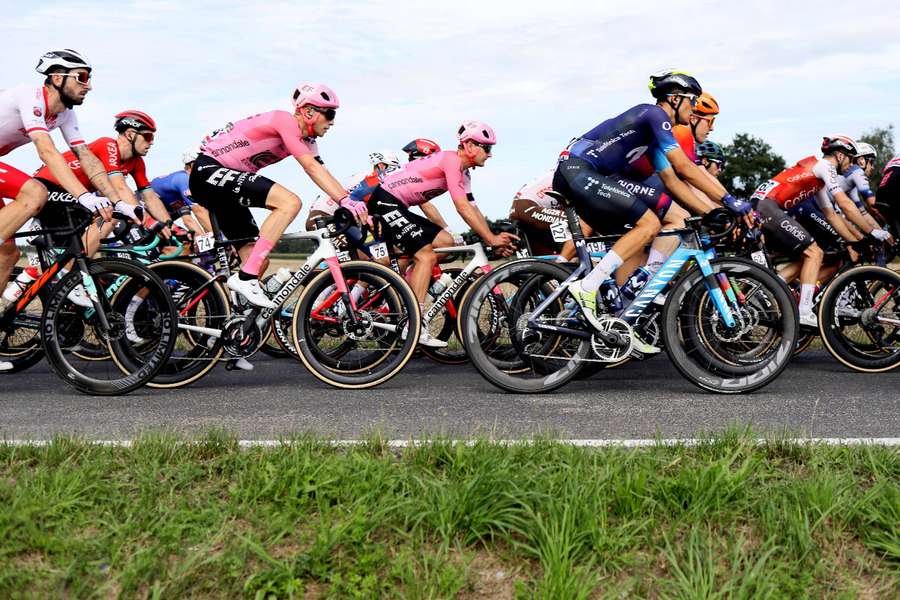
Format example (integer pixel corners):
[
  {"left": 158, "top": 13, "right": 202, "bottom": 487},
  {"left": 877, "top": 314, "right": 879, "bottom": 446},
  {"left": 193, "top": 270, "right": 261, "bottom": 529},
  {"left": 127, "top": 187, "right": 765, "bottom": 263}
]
[
  {"left": 696, "top": 141, "right": 726, "bottom": 179},
  {"left": 149, "top": 148, "right": 213, "bottom": 241},
  {"left": 368, "top": 120, "right": 518, "bottom": 346},
  {"left": 0, "top": 50, "right": 125, "bottom": 310},
  {"left": 752, "top": 136, "right": 889, "bottom": 326},
  {"left": 189, "top": 83, "right": 362, "bottom": 309},
  {"left": 402, "top": 138, "right": 441, "bottom": 161},
  {"left": 304, "top": 149, "right": 401, "bottom": 229},
  {"left": 557, "top": 71, "right": 750, "bottom": 350},
  {"left": 32, "top": 110, "right": 170, "bottom": 257}
]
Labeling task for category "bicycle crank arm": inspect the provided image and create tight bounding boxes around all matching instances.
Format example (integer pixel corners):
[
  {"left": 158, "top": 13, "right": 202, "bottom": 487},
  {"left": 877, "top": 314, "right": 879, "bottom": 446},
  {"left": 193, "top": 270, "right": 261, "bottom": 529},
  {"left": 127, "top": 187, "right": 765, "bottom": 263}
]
[{"left": 177, "top": 323, "right": 223, "bottom": 338}]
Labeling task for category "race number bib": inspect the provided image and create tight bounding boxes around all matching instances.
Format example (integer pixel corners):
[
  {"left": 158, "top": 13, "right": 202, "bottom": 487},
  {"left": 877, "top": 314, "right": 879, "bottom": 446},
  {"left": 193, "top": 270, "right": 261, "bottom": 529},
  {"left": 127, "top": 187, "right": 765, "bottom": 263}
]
[
  {"left": 585, "top": 241, "right": 606, "bottom": 254},
  {"left": 196, "top": 232, "right": 215, "bottom": 252},
  {"left": 370, "top": 242, "right": 389, "bottom": 260},
  {"left": 550, "top": 221, "right": 572, "bottom": 242},
  {"left": 750, "top": 250, "right": 769, "bottom": 267}
]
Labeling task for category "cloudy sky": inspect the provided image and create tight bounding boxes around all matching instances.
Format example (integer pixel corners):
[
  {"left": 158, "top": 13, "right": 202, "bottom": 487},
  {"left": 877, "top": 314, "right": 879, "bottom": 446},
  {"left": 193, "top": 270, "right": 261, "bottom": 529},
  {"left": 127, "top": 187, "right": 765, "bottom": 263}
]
[{"left": 4, "top": 0, "right": 899, "bottom": 231}]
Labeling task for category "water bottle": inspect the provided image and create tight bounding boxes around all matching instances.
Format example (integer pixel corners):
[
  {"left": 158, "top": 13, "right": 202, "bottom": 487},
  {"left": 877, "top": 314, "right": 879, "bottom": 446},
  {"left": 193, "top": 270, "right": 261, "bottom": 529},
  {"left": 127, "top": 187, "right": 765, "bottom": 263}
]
[
  {"left": 619, "top": 267, "right": 651, "bottom": 302},
  {"left": 265, "top": 267, "right": 292, "bottom": 293},
  {"left": 2, "top": 267, "right": 39, "bottom": 302},
  {"left": 599, "top": 278, "right": 622, "bottom": 313}
]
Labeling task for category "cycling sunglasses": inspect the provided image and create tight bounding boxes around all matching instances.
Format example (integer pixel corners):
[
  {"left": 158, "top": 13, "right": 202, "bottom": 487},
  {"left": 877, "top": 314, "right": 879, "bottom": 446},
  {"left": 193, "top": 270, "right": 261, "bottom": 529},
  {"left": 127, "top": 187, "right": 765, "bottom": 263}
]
[
  {"left": 136, "top": 130, "right": 155, "bottom": 143},
  {"left": 472, "top": 141, "right": 493, "bottom": 154},
  {"left": 695, "top": 115, "right": 716, "bottom": 127},
  {"left": 310, "top": 106, "right": 337, "bottom": 121},
  {"left": 58, "top": 71, "right": 91, "bottom": 85},
  {"left": 671, "top": 93, "right": 698, "bottom": 107}
]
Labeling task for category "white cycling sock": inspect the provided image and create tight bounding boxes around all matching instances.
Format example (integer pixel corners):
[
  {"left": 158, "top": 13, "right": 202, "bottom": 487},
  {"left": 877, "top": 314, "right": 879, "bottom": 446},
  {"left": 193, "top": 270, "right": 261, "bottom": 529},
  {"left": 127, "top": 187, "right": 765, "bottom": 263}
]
[
  {"left": 646, "top": 249, "right": 668, "bottom": 276},
  {"left": 581, "top": 250, "right": 623, "bottom": 292},
  {"left": 799, "top": 283, "right": 815, "bottom": 315},
  {"left": 349, "top": 283, "right": 366, "bottom": 305},
  {"left": 126, "top": 296, "right": 144, "bottom": 321}
]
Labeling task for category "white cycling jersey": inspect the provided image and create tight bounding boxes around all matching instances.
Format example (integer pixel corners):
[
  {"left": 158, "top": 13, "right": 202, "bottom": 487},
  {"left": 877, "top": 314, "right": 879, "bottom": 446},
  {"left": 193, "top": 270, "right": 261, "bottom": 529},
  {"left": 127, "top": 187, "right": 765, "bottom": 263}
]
[
  {"left": 836, "top": 164, "right": 874, "bottom": 207},
  {"left": 513, "top": 169, "right": 557, "bottom": 209},
  {"left": 0, "top": 84, "right": 84, "bottom": 156}
]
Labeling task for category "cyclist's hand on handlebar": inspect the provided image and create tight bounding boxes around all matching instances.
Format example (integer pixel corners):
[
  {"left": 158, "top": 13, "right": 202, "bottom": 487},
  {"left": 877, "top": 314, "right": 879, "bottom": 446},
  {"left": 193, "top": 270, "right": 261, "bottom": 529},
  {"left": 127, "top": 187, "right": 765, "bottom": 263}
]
[
  {"left": 114, "top": 201, "right": 144, "bottom": 225},
  {"left": 722, "top": 193, "right": 752, "bottom": 217},
  {"left": 77, "top": 192, "right": 113, "bottom": 221},
  {"left": 489, "top": 232, "right": 520, "bottom": 257},
  {"left": 339, "top": 196, "right": 368, "bottom": 225}
]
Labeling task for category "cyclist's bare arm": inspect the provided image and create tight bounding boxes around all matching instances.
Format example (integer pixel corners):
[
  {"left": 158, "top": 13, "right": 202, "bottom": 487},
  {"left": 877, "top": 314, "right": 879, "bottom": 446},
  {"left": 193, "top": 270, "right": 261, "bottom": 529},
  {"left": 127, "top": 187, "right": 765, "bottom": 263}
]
[
  {"left": 29, "top": 133, "right": 89, "bottom": 197},
  {"left": 823, "top": 207, "right": 863, "bottom": 241},
  {"left": 297, "top": 154, "right": 345, "bottom": 201},
  {"left": 833, "top": 190, "right": 874, "bottom": 234},
  {"left": 71, "top": 144, "right": 122, "bottom": 203},
  {"left": 138, "top": 186, "right": 172, "bottom": 224},
  {"left": 667, "top": 148, "right": 728, "bottom": 201},
  {"left": 658, "top": 166, "right": 716, "bottom": 215},
  {"left": 419, "top": 201, "right": 449, "bottom": 229}
]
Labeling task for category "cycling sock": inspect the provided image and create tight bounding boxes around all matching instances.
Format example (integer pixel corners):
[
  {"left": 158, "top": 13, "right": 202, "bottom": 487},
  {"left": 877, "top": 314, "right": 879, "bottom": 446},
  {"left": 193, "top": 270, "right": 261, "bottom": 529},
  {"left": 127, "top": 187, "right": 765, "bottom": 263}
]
[
  {"left": 350, "top": 283, "right": 366, "bottom": 305},
  {"left": 242, "top": 237, "right": 276, "bottom": 277},
  {"left": 799, "top": 283, "right": 815, "bottom": 315},
  {"left": 646, "top": 249, "right": 668, "bottom": 276},
  {"left": 581, "top": 250, "right": 623, "bottom": 293},
  {"left": 238, "top": 270, "right": 255, "bottom": 281}
]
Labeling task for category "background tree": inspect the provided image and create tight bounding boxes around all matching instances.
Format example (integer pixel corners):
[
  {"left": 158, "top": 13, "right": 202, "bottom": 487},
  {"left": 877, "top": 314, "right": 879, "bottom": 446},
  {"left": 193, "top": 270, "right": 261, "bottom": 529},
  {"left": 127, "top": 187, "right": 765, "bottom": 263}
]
[
  {"left": 719, "top": 133, "right": 787, "bottom": 198},
  {"left": 858, "top": 125, "right": 895, "bottom": 188}
]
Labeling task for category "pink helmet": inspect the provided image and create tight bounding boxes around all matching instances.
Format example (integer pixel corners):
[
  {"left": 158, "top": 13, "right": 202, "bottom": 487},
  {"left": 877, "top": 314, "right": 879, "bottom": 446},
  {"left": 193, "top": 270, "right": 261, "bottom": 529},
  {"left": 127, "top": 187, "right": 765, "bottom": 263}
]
[
  {"left": 457, "top": 120, "right": 497, "bottom": 145},
  {"left": 292, "top": 83, "right": 340, "bottom": 110}
]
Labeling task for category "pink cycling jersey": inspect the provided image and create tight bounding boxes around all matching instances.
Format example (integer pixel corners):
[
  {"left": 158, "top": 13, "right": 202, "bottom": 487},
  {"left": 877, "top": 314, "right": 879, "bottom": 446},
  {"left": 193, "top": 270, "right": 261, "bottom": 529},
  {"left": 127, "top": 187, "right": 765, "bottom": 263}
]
[
  {"left": 378, "top": 150, "right": 471, "bottom": 207},
  {"left": 199, "top": 110, "right": 318, "bottom": 173}
]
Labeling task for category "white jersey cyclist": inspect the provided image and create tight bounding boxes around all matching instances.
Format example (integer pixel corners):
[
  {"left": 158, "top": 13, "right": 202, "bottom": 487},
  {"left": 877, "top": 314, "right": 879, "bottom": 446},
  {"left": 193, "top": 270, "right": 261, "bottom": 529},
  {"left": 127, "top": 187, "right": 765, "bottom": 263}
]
[
  {"left": 513, "top": 168, "right": 559, "bottom": 209},
  {"left": 838, "top": 164, "right": 875, "bottom": 208},
  {"left": 0, "top": 84, "right": 85, "bottom": 156},
  {"left": 309, "top": 170, "right": 371, "bottom": 216}
]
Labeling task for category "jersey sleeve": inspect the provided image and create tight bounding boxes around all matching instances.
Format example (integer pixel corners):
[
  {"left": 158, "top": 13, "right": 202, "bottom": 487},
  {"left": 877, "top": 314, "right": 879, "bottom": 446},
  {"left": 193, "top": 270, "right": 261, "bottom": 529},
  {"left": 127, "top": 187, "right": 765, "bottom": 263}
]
[
  {"left": 441, "top": 152, "right": 469, "bottom": 198},
  {"left": 814, "top": 187, "right": 834, "bottom": 212},
  {"left": 270, "top": 111, "right": 317, "bottom": 161},
  {"left": 174, "top": 171, "right": 193, "bottom": 205},
  {"left": 850, "top": 169, "right": 874, "bottom": 199},
  {"left": 59, "top": 111, "right": 85, "bottom": 147},
  {"left": 813, "top": 160, "right": 842, "bottom": 196},
  {"left": 94, "top": 138, "right": 122, "bottom": 175},
  {"left": 18, "top": 87, "right": 51, "bottom": 136},
  {"left": 130, "top": 157, "right": 151, "bottom": 190},
  {"left": 646, "top": 106, "right": 680, "bottom": 155}
]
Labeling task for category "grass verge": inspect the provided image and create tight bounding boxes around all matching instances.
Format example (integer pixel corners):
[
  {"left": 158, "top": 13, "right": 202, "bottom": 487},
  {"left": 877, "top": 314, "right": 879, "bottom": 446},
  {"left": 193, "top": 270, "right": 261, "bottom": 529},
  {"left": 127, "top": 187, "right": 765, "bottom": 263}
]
[{"left": 1, "top": 429, "right": 898, "bottom": 598}]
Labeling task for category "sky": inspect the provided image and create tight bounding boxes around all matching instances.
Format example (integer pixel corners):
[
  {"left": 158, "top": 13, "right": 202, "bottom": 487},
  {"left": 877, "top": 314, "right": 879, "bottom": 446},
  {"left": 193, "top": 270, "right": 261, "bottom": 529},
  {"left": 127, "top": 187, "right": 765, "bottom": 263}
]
[{"left": 3, "top": 0, "right": 899, "bottom": 232}]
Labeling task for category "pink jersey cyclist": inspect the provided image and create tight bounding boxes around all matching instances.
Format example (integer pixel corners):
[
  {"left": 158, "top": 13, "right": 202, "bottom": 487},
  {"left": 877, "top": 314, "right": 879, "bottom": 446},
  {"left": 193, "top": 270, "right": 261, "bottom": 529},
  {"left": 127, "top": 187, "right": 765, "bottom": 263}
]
[
  {"left": 198, "top": 110, "right": 319, "bottom": 174},
  {"left": 188, "top": 82, "right": 357, "bottom": 310},
  {"left": 378, "top": 150, "right": 472, "bottom": 207}
]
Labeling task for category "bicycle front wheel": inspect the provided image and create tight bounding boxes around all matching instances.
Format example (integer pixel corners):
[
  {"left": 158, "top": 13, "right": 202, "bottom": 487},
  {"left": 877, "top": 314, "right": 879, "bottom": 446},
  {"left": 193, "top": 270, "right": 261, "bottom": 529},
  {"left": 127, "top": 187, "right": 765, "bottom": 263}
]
[
  {"left": 41, "top": 258, "right": 177, "bottom": 395},
  {"left": 292, "top": 261, "right": 419, "bottom": 389}
]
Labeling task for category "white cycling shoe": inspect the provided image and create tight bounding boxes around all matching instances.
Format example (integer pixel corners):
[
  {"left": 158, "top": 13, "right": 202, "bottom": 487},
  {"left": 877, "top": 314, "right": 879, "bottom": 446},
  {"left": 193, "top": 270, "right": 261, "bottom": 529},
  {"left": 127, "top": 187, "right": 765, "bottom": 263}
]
[
  {"left": 799, "top": 311, "right": 818, "bottom": 329},
  {"left": 67, "top": 285, "right": 93, "bottom": 308},
  {"left": 418, "top": 329, "right": 448, "bottom": 349},
  {"left": 227, "top": 274, "right": 275, "bottom": 309},
  {"left": 233, "top": 358, "right": 254, "bottom": 371},
  {"left": 0, "top": 360, "right": 12, "bottom": 372}
]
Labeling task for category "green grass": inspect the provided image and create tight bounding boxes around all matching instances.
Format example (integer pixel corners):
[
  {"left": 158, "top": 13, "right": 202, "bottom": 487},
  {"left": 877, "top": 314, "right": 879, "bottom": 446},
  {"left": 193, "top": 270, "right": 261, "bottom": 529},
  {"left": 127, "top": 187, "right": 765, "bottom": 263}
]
[{"left": 1, "top": 430, "right": 898, "bottom": 599}]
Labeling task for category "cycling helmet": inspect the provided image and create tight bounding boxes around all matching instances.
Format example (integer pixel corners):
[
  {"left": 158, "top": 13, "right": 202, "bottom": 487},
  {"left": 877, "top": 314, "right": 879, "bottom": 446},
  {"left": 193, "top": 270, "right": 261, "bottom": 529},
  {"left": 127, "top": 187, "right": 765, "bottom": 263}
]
[
  {"left": 457, "top": 120, "right": 497, "bottom": 145},
  {"left": 821, "top": 135, "right": 858, "bottom": 156},
  {"left": 648, "top": 70, "right": 702, "bottom": 99},
  {"left": 368, "top": 149, "right": 401, "bottom": 169},
  {"left": 884, "top": 156, "right": 900, "bottom": 173},
  {"left": 402, "top": 138, "right": 441, "bottom": 160},
  {"left": 291, "top": 83, "right": 340, "bottom": 109},
  {"left": 114, "top": 110, "right": 157, "bottom": 133},
  {"left": 855, "top": 142, "right": 877, "bottom": 159},
  {"left": 35, "top": 49, "right": 92, "bottom": 74},
  {"left": 693, "top": 92, "right": 719, "bottom": 115},
  {"left": 182, "top": 148, "right": 199, "bottom": 165},
  {"left": 696, "top": 141, "right": 726, "bottom": 165}
]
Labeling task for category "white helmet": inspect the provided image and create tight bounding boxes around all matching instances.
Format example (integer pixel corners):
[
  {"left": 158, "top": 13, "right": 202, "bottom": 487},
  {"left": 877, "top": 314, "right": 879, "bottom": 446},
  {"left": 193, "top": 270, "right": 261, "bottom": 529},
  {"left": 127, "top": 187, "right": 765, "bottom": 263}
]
[
  {"left": 35, "top": 49, "right": 92, "bottom": 74},
  {"left": 368, "top": 149, "right": 401, "bottom": 169},
  {"left": 182, "top": 148, "right": 199, "bottom": 165},
  {"left": 856, "top": 142, "right": 877, "bottom": 159}
]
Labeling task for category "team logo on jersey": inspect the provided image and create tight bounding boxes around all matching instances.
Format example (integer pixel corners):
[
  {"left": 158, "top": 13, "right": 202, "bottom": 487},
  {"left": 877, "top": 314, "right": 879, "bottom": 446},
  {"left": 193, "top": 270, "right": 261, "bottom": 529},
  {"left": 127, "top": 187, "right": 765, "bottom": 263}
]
[
  {"left": 249, "top": 151, "right": 279, "bottom": 169},
  {"left": 33, "top": 107, "right": 42, "bottom": 117},
  {"left": 662, "top": 122, "right": 672, "bottom": 131}
]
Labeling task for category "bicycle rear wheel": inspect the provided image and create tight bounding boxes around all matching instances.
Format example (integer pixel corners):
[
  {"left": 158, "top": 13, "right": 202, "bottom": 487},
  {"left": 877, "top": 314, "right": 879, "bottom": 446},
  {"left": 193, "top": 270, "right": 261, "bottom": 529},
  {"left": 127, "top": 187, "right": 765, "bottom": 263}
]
[
  {"left": 818, "top": 265, "right": 900, "bottom": 373},
  {"left": 292, "top": 261, "right": 419, "bottom": 388},
  {"left": 0, "top": 266, "right": 47, "bottom": 373},
  {"left": 41, "top": 258, "right": 177, "bottom": 395}
]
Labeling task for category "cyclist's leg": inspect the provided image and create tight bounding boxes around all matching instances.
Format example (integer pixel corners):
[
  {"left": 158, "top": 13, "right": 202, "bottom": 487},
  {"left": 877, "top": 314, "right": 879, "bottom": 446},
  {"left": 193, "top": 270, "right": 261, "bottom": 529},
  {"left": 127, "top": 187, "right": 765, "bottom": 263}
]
[
  {"left": 553, "top": 158, "right": 661, "bottom": 292},
  {"left": 0, "top": 240, "right": 18, "bottom": 293},
  {"left": 244, "top": 183, "right": 299, "bottom": 277},
  {"left": 0, "top": 167, "right": 47, "bottom": 241}
]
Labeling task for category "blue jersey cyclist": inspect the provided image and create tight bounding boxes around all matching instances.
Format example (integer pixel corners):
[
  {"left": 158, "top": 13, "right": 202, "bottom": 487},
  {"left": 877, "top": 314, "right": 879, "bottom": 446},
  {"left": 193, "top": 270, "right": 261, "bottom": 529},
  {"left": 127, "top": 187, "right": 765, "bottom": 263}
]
[
  {"left": 148, "top": 148, "right": 212, "bottom": 242},
  {"left": 555, "top": 70, "right": 751, "bottom": 354}
]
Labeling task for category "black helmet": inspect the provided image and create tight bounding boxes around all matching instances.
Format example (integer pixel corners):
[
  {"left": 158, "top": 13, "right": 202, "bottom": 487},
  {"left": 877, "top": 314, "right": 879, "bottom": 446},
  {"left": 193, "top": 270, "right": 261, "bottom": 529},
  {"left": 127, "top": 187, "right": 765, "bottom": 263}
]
[
  {"left": 648, "top": 70, "right": 702, "bottom": 100},
  {"left": 696, "top": 141, "right": 726, "bottom": 165}
]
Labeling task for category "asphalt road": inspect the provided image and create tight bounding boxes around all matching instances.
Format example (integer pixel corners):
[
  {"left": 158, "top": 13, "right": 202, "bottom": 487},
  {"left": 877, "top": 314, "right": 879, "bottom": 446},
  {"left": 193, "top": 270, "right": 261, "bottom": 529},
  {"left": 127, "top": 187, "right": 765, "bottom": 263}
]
[{"left": 1, "top": 350, "right": 898, "bottom": 441}]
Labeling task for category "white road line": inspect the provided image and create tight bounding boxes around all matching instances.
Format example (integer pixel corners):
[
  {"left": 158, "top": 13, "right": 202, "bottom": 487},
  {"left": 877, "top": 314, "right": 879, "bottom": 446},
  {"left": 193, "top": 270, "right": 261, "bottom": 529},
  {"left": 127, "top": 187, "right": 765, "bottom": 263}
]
[{"left": 2, "top": 438, "right": 899, "bottom": 447}]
